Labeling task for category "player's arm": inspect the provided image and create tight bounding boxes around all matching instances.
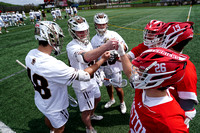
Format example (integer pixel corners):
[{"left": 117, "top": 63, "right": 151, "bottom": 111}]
[
  {"left": 116, "top": 42, "right": 133, "bottom": 79},
  {"left": 180, "top": 98, "right": 197, "bottom": 126},
  {"left": 127, "top": 43, "right": 148, "bottom": 60},
  {"left": 83, "top": 38, "right": 119, "bottom": 62},
  {"left": 77, "top": 51, "right": 110, "bottom": 81}
]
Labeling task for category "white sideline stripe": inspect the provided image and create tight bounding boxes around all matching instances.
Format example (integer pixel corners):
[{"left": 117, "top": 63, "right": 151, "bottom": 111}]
[
  {"left": 0, "top": 121, "right": 16, "bottom": 133},
  {"left": 0, "top": 51, "right": 67, "bottom": 83}
]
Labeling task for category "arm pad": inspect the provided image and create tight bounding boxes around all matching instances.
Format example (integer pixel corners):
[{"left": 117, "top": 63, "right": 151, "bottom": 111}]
[
  {"left": 77, "top": 70, "right": 90, "bottom": 81},
  {"left": 179, "top": 99, "right": 195, "bottom": 111}
]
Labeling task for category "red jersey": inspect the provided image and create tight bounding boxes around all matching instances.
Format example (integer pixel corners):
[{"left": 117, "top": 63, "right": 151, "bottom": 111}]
[
  {"left": 129, "top": 43, "right": 148, "bottom": 58},
  {"left": 170, "top": 60, "right": 198, "bottom": 103},
  {"left": 129, "top": 89, "right": 188, "bottom": 133}
]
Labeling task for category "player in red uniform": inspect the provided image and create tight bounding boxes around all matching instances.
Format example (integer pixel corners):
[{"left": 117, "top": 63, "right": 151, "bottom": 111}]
[
  {"left": 154, "top": 21, "right": 198, "bottom": 128},
  {"left": 127, "top": 21, "right": 198, "bottom": 128},
  {"left": 117, "top": 46, "right": 189, "bottom": 133},
  {"left": 127, "top": 20, "right": 165, "bottom": 60}
]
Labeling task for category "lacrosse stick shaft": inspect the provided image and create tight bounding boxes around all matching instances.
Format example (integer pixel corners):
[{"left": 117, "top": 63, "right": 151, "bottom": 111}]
[{"left": 16, "top": 60, "right": 27, "bottom": 69}]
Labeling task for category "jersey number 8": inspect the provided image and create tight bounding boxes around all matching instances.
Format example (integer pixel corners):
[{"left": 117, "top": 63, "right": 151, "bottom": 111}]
[{"left": 27, "top": 68, "right": 51, "bottom": 99}]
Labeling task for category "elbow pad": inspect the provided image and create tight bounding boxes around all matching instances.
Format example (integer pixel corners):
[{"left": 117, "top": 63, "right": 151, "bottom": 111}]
[
  {"left": 75, "top": 52, "right": 88, "bottom": 64},
  {"left": 77, "top": 70, "right": 90, "bottom": 81}
]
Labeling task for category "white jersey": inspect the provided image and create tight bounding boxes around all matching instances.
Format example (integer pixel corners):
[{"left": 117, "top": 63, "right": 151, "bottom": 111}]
[
  {"left": 66, "top": 39, "right": 98, "bottom": 91},
  {"left": 17, "top": 13, "right": 23, "bottom": 19},
  {"left": 0, "top": 16, "right": 4, "bottom": 27},
  {"left": 12, "top": 14, "right": 18, "bottom": 21},
  {"left": 25, "top": 49, "right": 78, "bottom": 113},
  {"left": 91, "top": 30, "right": 128, "bottom": 73},
  {"left": 51, "top": 11, "right": 56, "bottom": 18}
]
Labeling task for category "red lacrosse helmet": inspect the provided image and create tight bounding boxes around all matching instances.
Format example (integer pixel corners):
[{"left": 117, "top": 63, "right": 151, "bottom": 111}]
[
  {"left": 131, "top": 47, "right": 189, "bottom": 89},
  {"left": 155, "top": 21, "right": 194, "bottom": 49},
  {"left": 143, "top": 20, "right": 165, "bottom": 47}
]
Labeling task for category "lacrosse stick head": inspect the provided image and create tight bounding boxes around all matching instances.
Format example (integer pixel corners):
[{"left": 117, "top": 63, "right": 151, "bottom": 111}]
[{"left": 68, "top": 94, "right": 78, "bottom": 107}]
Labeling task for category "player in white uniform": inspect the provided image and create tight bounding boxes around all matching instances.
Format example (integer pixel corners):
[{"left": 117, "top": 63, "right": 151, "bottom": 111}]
[
  {"left": 91, "top": 13, "right": 128, "bottom": 114},
  {"left": 56, "top": 8, "right": 62, "bottom": 20},
  {"left": 26, "top": 21, "right": 111, "bottom": 133},
  {"left": 51, "top": 10, "right": 56, "bottom": 22},
  {"left": 67, "top": 16, "right": 119, "bottom": 133},
  {"left": 29, "top": 10, "right": 35, "bottom": 24},
  {"left": 22, "top": 11, "right": 27, "bottom": 20},
  {"left": 73, "top": 7, "right": 78, "bottom": 16},
  {"left": 0, "top": 15, "right": 9, "bottom": 34}
]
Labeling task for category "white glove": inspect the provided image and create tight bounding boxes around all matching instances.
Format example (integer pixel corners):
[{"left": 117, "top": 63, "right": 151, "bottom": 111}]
[
  {"left": 94, "top": 69, "right": 105, "bottom": 87},
  {"left": 117, "top": 42, "right": 125, "bottom": 56},
  {"left": 184, "top": 109, "right": 196, "bottom": 128}
]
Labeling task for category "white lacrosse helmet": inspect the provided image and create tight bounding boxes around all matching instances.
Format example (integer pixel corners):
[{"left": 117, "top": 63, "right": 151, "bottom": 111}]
[
  {"left": 68, "top": 16, "right": 90, "bottom": 45},
  {"left": 94, "top": 13, "right": 108, "bottom": 35},
  {"left": 35, "top": 21, "right": 64, "bottom": 55}
]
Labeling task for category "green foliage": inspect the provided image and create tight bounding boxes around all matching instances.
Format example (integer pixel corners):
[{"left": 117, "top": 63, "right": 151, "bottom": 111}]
[
  {"left": 0, "top": 5, "right": 200, "bottom": 133},
  {"left": 0, "top": 2, "right": 20, "bottom": 6}
]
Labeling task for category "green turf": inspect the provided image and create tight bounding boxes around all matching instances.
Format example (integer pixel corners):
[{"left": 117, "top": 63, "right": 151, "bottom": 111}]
[{"left": 0, "top": 5, "right": 199, "bottom": 133}]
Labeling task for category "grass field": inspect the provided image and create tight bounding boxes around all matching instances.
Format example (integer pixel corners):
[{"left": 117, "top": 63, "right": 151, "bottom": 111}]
[{"left": 0, "top": 5, "right": 200, "bottom": 133}]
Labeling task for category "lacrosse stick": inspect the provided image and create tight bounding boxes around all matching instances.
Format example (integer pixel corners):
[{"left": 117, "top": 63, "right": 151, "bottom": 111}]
[
  {"left": 104, "top": 78, "right": 127, "bottom": 88},
  {"left": 16, "top": 59, "right": 78, "bottom": 107}
]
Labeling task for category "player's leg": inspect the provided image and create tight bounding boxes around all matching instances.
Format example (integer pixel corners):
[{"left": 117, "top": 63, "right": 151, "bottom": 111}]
[
  {"left": 114, "top": 71, "right": 127, "bottom": 114},
  {"left": 104, "top": 85, "right": 115, "bottom": 108},
  {"left": 45, "top": 117, "right": 54, "bottom": 131},
  {"left": 103, "top": 69, "right": 115, "bottom": 108},
  {"left": 44, "top": 108, "right": 69, "bottom": 133},
  {"left": 90, "top": 87, "right": 103, "bottom": 121},
  {"left": 81, "top": 110, "right": 93, "bottom": 129},
  {"left": 75, "top": 88, "right": 98, "bottom": 132},
  {"left": 0, "top": 26, "right": 2, "bottom": 34}
]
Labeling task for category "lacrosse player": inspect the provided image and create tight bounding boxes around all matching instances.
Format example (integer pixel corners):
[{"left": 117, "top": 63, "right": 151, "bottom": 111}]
[
  {"left": 154, "top": 21, "right": 198, "bottom": 128},
  {"left": 127, "top": 21, "right": 198, "bottom": 128},
  {"left": 91, "top": 13, "right": 128, "bottom": 114},
  {"left": 0, "top": 15, "right": 9, "bottom": 33},
  {"left": 117, "top": 45, "right": 189, "bottom": 132},
  {"left": 126, "top": 20, "right": 165, "bottom": 60},
  {"left": 26, "top": 21, "right": 111, "bottom": 133},
  {"left": 51, "top": 9, "right": 56, "bottom": 22},
  {"left": 73, "top": 7, "right": 78, "bottom": 16},
  {"left": 29, "top": 10, "right": 35, "bottom": 24},
  {"left": 67, "top": 16, "right": 119, "bottom": 133}
]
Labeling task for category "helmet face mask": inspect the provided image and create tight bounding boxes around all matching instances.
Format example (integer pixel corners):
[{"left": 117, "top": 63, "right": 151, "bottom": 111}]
[
  {"left": 143, "top": 30, "right": 161, "bottom": 47},
  {"left": 143, "top": 20, "right": 165, "bottom": 47},
  {"left": 68, "top": 16, "right": 90, "bottom": 45},
  {"left": 35, "top": 21, "right": 64, "bottom": 55},
  {"left": 94, "top": 13, "right": 108, "bottom": 36}
]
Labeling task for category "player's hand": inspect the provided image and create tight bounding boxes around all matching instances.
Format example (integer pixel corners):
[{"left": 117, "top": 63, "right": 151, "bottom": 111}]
[
  {"left": 101, "top": 51, "right": 111, "bottom": 61},
  {"left": 105, "top": 38, "right": 119, "bottom": 50},
  {"left": 117, "top": 41, "right": 125, "bottom": 56},
  {"left": 184, "top": 109, "right": 196, "bottom": 128}
]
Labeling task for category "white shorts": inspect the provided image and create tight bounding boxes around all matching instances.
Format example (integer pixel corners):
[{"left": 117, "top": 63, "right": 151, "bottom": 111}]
[
  {"left": 103, "top": 70, "right": 122, "bottom": 87},
  {"left": 44, "top": 108, "right": 69, "bottom": 129},
  {"left": 74, "top": 86, "right": 101, "bottom": 112}
]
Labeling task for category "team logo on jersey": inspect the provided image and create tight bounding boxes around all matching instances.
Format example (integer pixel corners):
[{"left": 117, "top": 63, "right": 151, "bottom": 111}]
[{"left": 31, "top": 58, "right": 36, "bottom": 65}]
